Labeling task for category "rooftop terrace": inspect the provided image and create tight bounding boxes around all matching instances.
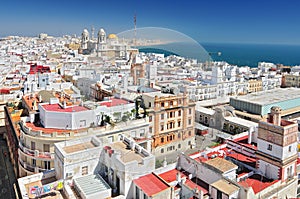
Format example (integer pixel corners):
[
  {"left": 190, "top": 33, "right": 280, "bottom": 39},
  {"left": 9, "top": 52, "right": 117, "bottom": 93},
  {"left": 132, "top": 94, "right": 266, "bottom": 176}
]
[
  {"left": 63, "top": 141, "right": 96, "bottom": 154},
  {"left": 232, "top": 87, "right": 300, "bottom": 106}
]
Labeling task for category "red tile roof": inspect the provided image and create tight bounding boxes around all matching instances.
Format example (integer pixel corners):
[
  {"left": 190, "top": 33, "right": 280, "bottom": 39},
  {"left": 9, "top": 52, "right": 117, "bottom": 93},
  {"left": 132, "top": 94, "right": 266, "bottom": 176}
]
[
  {"left": 159, "top": 169, "right": 209, "bottom": 195},
  {"left": 238, "top": 174, "right": 279, "bottom": 194},
  {"left": 134, "top": 173, "right": 170, "bottom": 197},
  {"left": 233, "top": 135, "right": 248, "bottom": 142},
  {"left": 29, "top": 64, "right": 50, "bottom": 74},
  {"left": 226, "top": 152, "right": 256, "bottom": 164},
  {"left": 42, "top": 104, "right": 88, "bottom": 112},
  {"left": 159, "top": 169, "right": 184, "bottom": 183},
  {"left": 98, "top": 98, "right": 130, "bottom": 107},
  {"left": 184, "top": 178, "right": 208, "bottom": 195},
  {"left": 25, "top": 122, "right": 70, "bottom": 134}
]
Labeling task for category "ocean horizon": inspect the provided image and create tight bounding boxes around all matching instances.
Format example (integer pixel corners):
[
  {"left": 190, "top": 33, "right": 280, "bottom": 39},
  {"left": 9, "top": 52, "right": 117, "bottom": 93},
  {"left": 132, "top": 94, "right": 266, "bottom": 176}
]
[{"left": 139, "top": 42, "right": 300, "bottom": 68}]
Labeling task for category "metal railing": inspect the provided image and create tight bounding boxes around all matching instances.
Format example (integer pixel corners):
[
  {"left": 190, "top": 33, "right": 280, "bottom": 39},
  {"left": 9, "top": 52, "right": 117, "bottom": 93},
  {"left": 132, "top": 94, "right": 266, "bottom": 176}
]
[{"left": 19, "top": 141, "right": 53, "bottom": 159}]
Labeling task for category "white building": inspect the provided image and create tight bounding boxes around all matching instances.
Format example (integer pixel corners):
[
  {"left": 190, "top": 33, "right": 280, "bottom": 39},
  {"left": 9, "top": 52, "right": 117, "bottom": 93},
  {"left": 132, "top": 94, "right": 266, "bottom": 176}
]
[{"left": 39, "top": 103, "right": 95, "bottom": 130}]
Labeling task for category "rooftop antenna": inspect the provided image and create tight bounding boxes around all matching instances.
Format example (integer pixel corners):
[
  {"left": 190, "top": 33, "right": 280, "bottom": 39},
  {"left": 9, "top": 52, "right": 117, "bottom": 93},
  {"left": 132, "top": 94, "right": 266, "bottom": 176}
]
[
  {"left": 134, "top": 13, "right": 137, "bottom": 47},
  {"left": 91, "top": 26, "right": 95, "bottom": 40}
]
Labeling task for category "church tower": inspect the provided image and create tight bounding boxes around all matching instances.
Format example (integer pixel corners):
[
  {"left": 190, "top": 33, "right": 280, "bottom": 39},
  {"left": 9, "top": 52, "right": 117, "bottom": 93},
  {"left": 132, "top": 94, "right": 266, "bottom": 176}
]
[
  {"left": 256, "top": 106, "right": 298, "bottom": 182},
  {"left": 97, "top": 28, "right": 106, "bottom": 44},
  {"left": 211, "top": 63, "right": 223, "bottom": 85},
  {"left": 97, "top": 28, "right": 106, "bottom": 57},
  {"left": 81, "top": 29, "right": 89, "bottom": 50}
]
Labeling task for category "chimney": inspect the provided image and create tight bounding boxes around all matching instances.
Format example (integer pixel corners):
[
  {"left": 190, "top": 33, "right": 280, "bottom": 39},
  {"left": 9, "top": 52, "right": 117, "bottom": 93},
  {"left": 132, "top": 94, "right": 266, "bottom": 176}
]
[
  {"left": 269, "top": 106, "right": 282, "bottom": 126},
  {"left": 176, "top": 171, "right": 181, "bottom": 182}
]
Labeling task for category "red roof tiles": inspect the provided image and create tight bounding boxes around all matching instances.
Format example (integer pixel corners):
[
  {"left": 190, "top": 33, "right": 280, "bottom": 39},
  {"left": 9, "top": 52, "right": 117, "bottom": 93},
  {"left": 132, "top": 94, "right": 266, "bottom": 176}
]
[
  {"left": 134, "top": 173, "right": 170, "bottom": 197},
  {"left": 98, "top": 98, "right": 130, "bottom": 107},
  {"left": 238, "top": 174, "right": 279, "bottom": 194},
  {"left": 42, "top": 104, "right": 88, "bottom": 112}
]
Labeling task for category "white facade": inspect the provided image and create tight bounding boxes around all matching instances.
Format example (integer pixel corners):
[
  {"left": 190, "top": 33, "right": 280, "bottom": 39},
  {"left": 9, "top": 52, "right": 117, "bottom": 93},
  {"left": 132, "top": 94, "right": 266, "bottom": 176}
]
[
  {"left": 257, "top": 139, "right": 297, "bottom": 160},
  {"left": 39, "top": 103, "right": 96, "bottom": 130},
  {"left": 257, "top": 160, "right": 279, "bottom": 179},
  {"left": 98, "top": 135, "right": 155, "bottom": 198},
  {"left": 54, "top": 136, "right": 102, "bottom": 180}
]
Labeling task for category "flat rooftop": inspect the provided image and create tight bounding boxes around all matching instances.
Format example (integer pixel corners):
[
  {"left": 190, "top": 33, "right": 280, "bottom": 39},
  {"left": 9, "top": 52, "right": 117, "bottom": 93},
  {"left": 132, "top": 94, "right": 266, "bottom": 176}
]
[
  {"left": 225, "top": 116, "right": 258, "bottom": 128},
  {"left": 196, "top": 106, "right": 215, "bottom": 115},
  {"left": 98, "top": 98, "right": 130, "bottom": 107},
  {"left": 63, "top": 141, "right": 96, "bottom": 154},
  {"left": 204, "top": 157, "right": 238, "bottom": 173},
  {"left": 231, "top": 87, "right": 300, "bottom": 106},
  {"left": 110, "top": 142, "right": 144, "bottom": 163},
  {"left": 211, "top": 179, "right": 239, "bottom": 196},
  {"left": 142, "top": 91, "right": 176, "bottom": 98},
  {"left": 42, "top": 104, "right": 88, "bottom": 112},
  {"left": 74, "top": 174, "right": 111, "bottom": 197}
]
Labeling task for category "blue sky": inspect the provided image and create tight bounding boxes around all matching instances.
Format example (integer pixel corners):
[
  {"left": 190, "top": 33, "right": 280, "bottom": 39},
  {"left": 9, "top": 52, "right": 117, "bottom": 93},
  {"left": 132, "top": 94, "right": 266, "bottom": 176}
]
[{"left": 1, "top": 0, "right": 300, "bottom": 44}]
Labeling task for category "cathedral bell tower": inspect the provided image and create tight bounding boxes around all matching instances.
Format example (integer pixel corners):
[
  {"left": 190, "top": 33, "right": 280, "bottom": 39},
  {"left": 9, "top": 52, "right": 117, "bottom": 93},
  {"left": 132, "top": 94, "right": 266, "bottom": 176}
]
[{"left": 256, "top": 106, "right": 298, "bottom": 182}]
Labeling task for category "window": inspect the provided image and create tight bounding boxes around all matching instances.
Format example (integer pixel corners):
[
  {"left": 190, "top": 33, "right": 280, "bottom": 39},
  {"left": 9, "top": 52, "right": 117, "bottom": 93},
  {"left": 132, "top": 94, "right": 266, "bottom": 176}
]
[
  {"left": 188, "top": 131, "right": 192, "bottom": 136},
  {"left": 170, "top": 101, "right": 173, "bottom": 106},
  {"left": 79, "top": 120, "right": 86, "bottom": 127},
  {"left": 66, "top": 172, "right": 73, "bottom": 179},
  {"left": 149, "top": 116, "right": 152, "bottom": 122},
  {"left": 161, "top": 137, "right": 164, "bottom": 143},
  {"left": 32, "top": 159, "right": 36, "bottom": 167},
  {"left": 161, "top": 113, "right": 164, "bottom": 119},
  {"left": 140, "top": 129, "right": 145, "bottom": 137},
  {"left": 44, "top": 161, "right": 50, "bottom": 170},
  {"left": 161, "top": 124, "right": 164, "bottom": 131},
  {"left": 82, "top": 166, "right": 88, "bottom": 175},
  {"left": 188, "top": 119, "right": 192, "bottom": 125},
  {"left": 161, "top": 148, "right": 164, "bottom": 153},
  {"left": 161, "top": 102, "right": 164, "bottom": 107},
  {"left": 178, "top": 143, "right": 181, "bottom": 148},
  {"left": 178, "top": 133, "right": 181, "bottom": 139},
  {"left": 178, "top": 99, "right": 182, "bottom": 104},
  {"left": 178, "top": 110, "right": 181, "bottom": 116},
  {"left": 267, "top": 144, "right": 272, "bottom": 151},
  {"left": 136, "top": 186, "right": 140, "bottom": 199},
  {"left": 149, "top": 127, "right": 152, "bottom": 134},
  {"left": 148, "top": 102, "right": 151, "bottom": 107},
  {"left": 170, "top": 112, "right": 173, "bottom": 118},
  {"left": 188, "top": 141, "right": 191, "bottom": 145},
  {"left": 288, "top": 146, "right": 292, "bottom": 152},
  {"left": 108, "top": 136, "right": 114, "bottom": 143},
  {"left": 31, "top": 141, "right": 35, "bottom": 150},
  {"left": 189, "top": 108, "right": 192, "bottom": 115},
  {"left": 43, "top": 144, "right": 50, "bottom": 152},
  {"left": 178, "top": 121, "right": 181, "bottom": 127}
]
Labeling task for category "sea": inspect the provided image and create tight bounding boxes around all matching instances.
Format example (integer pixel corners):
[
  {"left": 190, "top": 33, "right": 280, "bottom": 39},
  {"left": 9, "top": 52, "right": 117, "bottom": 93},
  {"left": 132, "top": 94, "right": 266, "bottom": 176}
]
[{"left": 138, "top": 42, "right": 300, "bottom": 68}]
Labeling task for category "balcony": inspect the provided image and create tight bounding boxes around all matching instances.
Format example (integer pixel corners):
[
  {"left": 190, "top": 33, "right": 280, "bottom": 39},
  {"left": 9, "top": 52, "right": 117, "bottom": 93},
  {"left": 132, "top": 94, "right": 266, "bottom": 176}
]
[
  {"left": 19, "top": 157, "right": 35, "bottom": 173},
  {"left": 19, "top": 157, "right": 51, "bottom": 174},
  {"left": 19, "top": 141, "right": 54, "bottom": 160}
]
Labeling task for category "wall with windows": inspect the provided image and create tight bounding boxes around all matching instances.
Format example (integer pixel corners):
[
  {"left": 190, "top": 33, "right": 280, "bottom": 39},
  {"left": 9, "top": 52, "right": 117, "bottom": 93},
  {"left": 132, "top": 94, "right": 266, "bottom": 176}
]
[{"left": 54, "top": 136, "right": 102, "bottom": 180}]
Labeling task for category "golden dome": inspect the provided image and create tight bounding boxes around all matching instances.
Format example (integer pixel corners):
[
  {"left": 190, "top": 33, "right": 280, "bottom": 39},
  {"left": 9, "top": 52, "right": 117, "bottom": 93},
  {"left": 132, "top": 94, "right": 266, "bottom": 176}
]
[{"left": 108, "top": 34, "right": 118, "bottom": 39}]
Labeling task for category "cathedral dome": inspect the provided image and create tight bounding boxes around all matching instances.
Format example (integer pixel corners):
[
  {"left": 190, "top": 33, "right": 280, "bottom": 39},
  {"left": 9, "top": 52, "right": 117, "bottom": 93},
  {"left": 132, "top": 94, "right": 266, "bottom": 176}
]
[{"left": 108, "top": 34, "right": 118, "bottom": 39}]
